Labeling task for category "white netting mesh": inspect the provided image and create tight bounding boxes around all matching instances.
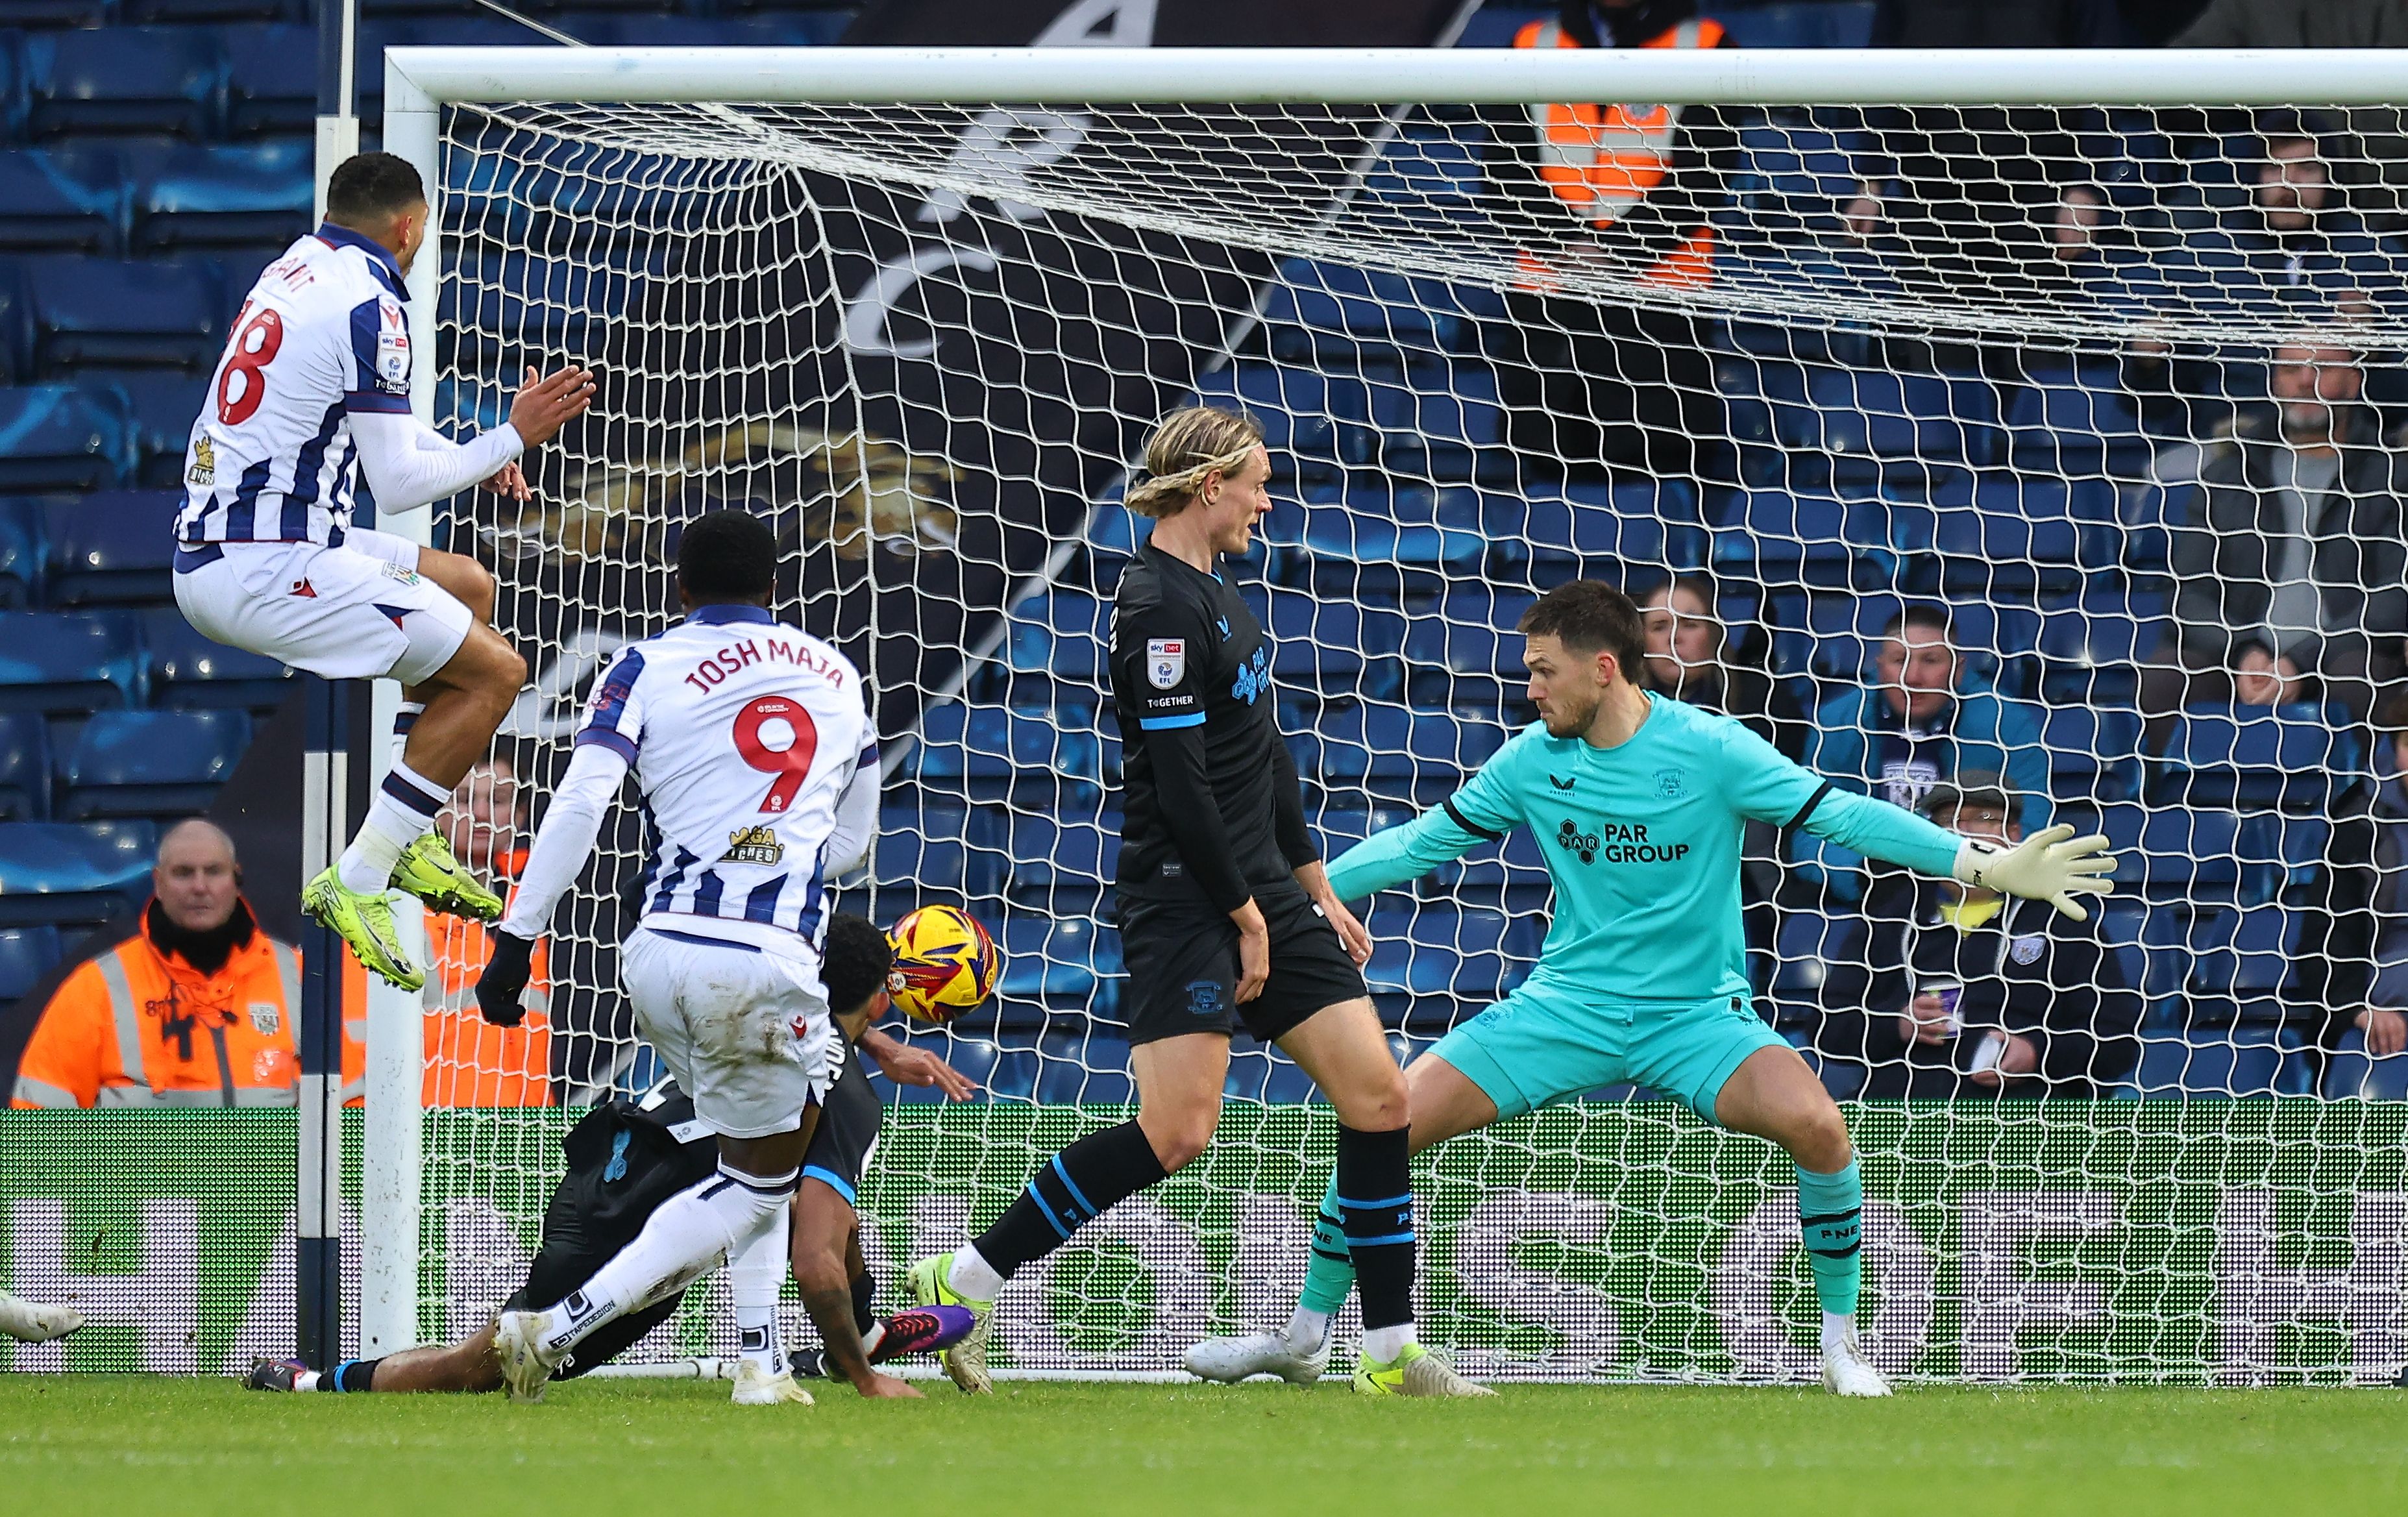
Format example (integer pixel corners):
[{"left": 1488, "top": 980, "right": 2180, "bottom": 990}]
[{"left": 414, "top": 88, "right": 2408, "bottom": 1384}]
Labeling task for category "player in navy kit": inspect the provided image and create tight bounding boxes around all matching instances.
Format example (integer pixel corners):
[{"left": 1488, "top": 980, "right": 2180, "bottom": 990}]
[{"left": 909, "top": 407, "right": 1485, "bottom": 1398}]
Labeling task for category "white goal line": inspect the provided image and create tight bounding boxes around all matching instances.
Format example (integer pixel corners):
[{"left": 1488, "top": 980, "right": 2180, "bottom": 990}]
[{"left": 386, "top": 44, "right": 2408, "bottom": 110}]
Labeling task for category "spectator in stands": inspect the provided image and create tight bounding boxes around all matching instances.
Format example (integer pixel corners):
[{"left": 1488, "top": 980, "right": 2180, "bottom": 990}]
[
  {"left": 2172, "top": 121, "right": 2394, "bottom": 296},
  {"left": 2231, "top": 637, "right": 2309, "bottom": 706},
  {"left": 2173, "top": 7, "right": 2408, "bottom": 230},
  {"left": 1804, "top": 604, "right": 2052, "bottom": 830},
  {"left": 1636, "top": 575, "right": 1807, "bottom": 759},
  {"left": 2149, "top": 343, "right": 2408, "bottom": 724},
  {"left": 10, "top": 820, "right": 357, "bottom": 1109},
  {"left": 423, "top": 756, "right": 553, "bottom": 1107},
  {"left": 2357, "top": 706, "right": 2408, "bottom": 1057},
  {"left": 1480, "top": 0, "right": 1738, "bottom": 484},
  {"left": 1813, "top": 776, "right": 2143, "bottom": 1097}
]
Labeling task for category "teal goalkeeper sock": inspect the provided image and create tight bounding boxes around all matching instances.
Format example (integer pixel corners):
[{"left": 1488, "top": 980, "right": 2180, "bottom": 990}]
[
  {"left": 1297, "top": 1172, "right": 1356, "bottom": 1315},
  {"left": 1795, "top": 1159, "right": 1864, "bottom": 1318}
]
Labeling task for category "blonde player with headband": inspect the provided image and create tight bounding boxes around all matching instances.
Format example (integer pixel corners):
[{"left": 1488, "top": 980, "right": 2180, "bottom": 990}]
[{"left": 906, "top": 407, "right": 1485, "bottom": 1398}]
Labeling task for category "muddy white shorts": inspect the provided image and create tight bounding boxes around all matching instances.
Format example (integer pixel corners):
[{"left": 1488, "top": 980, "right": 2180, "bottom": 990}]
[
  {"left": 620, "top": 921, "right": 838, "bottom": 1140},
  {"left": 171, "top": 527, "right": 474, "bottom": 687}
]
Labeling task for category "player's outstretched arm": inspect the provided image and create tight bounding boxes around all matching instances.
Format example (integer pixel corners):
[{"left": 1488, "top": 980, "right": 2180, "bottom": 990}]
[
  {"left": 349, "top": 364, "right": 593, "bottom": 513},
  {"left": 476, "top": 743, "right": 628, "bottom": 1025},
  {"left": 1323, "top": 798, "right": 1501, "bottom": 906},
  {"left": 1795, "top": 787, "right": 2115, "bottom": 921}
]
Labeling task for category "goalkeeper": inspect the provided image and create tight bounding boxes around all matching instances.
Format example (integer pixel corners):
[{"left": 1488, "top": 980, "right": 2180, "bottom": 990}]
[{"left": 1186, "top": 581, "right": 2113, "bottom": 1396}]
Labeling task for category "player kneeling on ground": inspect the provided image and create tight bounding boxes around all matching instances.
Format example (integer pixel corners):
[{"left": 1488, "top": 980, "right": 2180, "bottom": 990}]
[
  {"left": 1186, "top": 581, "right": 2113, "bottom": 1396},
  {"left": 248, "top": 914, "right": 976, "bottom": 1400},
  {"left": 173, "top": 150, "right": 595, "bottom": 991}
]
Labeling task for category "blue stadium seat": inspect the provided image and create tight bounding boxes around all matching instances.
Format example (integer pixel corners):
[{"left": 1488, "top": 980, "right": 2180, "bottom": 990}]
[
  {"left": 0, "top": 924, "right": 64, "bottom": 1008},
  {"left": 45, "top": 491, "right": 181, "bottom": 606},
  {"left": 997, "top": 917, "right": 1118, "bottom": 1015},
  {"left": 220, "top": 24, "right": 319, "bottom": 138},
  {"left": 999, "top": 809, "right": 1120, "bottom": 910},
  {"left": 83, "top": 371, "right": 207, "bottom": 489},
  {"left": 1188, "top": 365, "right": 1353, "bottom": 484},
  {"left": 0, "top": 386, "right": 130, "bottom": 491},
  {"left": 0, "top": 711, "right": 51, "bottom": 819},
  {"left": 0, "top": 499, "right": 47, "bottom": 607},
  {"left": 1771, "top": 909, "right": 1854, "bottom": 1026},
  {"left": 2130, "top": 1028, "right": 2289, "bottom": 1097},
  {"left": 1500, "top": 479, "right": 1709, "bottom": 587},
  {"left": 2322, "top": 1028, "right": 2408, "bottom": 1100},
  {"left": 1402, "top": 587, "right": 1535, "bottom": 709},
  {"left": 141, "top": 606, "right": 291, "bottom": 713},
  {"left": 1224, "top": 1046, "right": 1321, "bottom": 1104},
  {"left": 1001, "top": 591, "right": 1108, "bottom": 684},
  {"left": 1307, "top": 804, "right": 1416, "bottom": 862},
  {"left": 23, "top": 29, "right": 226, "bottom": 142},
  {"left": 1260, "top": 587, "right": 1399, "bottom": 702},
  {"left": 0, "top": 819, "right": 157, "bottom": 927},
  {"left": 4, "top": 1, "right": 114, "bottom": 27},
  {"left": 867, "top": 804, "right": 977, "bottom": 904},
  {"left": 1713, "top": 486, "right": 1890, "bottom": 591},
  {"left": 0, "top": 608, "right": 141, "bottom": 713},
  {"left": 1444, "top": 821, "right": 1553, "bottom": 917},
  {"left": 2039, "top": 598, "right": 2169, "bottom": 706},
  {"left": 0, "top": 149, "right": 124, "bottom": 254},
  {"left": 2005, "top": 368, "right": 2154, "bottom": 480},
  {"left": 914, "top": 702, "right": 1103, "bottom": 802},
  {"left": 2155, "top": 704, "right": 2363, "bottom": 812},
  {"left": 1799, "top": 365, "right": 2000, "bottom": 486},
  {"left": 1262, "top": 258, "right": 1457, "bottom": 366},
  {"left": 128, "top": 140, "right": 313, "bottom": 253},
  {"left": 2041, "top": 706, "right": 2144, "bottom": 805},
  {"left": 2134, "top": 806, "right": 2244, "bottom": 902},
  {"left": 1362, "top": 908, "right": 1517, "bottom": 1005},
  {"left": 2183, "top": 904, "right": 2295, "bottom": 1026},
  {"left": 1366, "top": 366, "right": 1512, "bottom": 484},
  {"left": 1296, "top": 484, "right": 1488, "bottom": 591},
  {"left": 127, "top": 0, "right": 298, "bottom": 19},
  {"left": 1928, "top": 476, "right": 2081, "bottom": 597},
  {"left": 25, "top": 258, "right": 223, "bottom": 375},
  {"left": 1038, "top": 1031, "right": 1136, "bottom": 1103},
  {"left": 1315, "top": 702, "right": 1507, "bottom": 806},
  {"left": 58, "top": 708, "right": 251, "bottom": 820}
]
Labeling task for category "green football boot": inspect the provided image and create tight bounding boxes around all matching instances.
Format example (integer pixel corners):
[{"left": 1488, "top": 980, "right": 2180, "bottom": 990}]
[
  {"left": 1351, "top": 1341, "right": 1493, "bottom": 1398},
  {"left": 904, "top": 1252, "right": 994, "bottom": 1395},
  {"left": 302, "top": 868, "right": 423, "bottom": 991},
  {"left": 391, "top": 832, "right": 504, "bottom": 922}
]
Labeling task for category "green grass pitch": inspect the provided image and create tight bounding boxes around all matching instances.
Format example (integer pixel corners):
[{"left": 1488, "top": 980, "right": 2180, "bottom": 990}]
[{"left": 3, "top": 1376, "right": 2402, "bottom": 1515}]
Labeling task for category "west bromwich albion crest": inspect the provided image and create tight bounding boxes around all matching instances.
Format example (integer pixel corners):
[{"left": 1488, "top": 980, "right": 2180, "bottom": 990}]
[
  {"left": 2009, "top": 933, "right": 2046, "bottom": 965},
  {"left": 1147, "top": 638, "right": 1186, "bottom": 689},
  {"left": 249, "top": 1001, "right": 281, "bottom": 1036}
]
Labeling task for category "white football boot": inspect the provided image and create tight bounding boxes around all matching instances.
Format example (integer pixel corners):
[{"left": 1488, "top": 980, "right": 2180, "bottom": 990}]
[
  {"left": 0, "top": 1290, "right": 82, "bottom": 1344},
  {"left": 1184, "top": 1327, "right": 1331, "bottom": 1385},
  {"left": 730, "top": 1360, "right": 814, "bottom": 1406},
  {"left": 1821, "top": 1326, "right": 1891, "bottom": 1397},
  {"left": 491, "top": 1310, "right": 567, "bottom": 1403}
]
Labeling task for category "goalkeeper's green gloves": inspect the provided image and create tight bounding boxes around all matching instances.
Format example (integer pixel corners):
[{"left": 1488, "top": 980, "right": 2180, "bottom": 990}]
[{"left": 1950, "top": 823, "right": 2116, "bottom": 921}]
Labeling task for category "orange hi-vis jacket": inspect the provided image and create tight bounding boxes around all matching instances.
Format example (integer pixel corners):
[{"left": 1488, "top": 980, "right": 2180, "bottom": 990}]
[
  {"left": 11, "top": 900, "right": 359, "bottom": 1108},
  {"left": 421, "top": 846, "right": 552, "bottom": 1107},
  {"left": 1512, "top": 13, "right": 1723, "bottom": 286}
]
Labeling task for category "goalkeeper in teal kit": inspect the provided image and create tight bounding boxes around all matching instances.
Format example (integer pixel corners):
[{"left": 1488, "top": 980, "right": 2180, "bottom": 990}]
[{"left": 1186, "top": 582, "right": 2113, "bottom": 1395}]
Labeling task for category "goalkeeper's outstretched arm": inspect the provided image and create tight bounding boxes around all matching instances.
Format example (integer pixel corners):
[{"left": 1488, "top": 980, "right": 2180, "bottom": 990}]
[
  {"left": 1323, "top": 797, "right": 1499, "bottom": 903},
  {"left": 1787, "top": 778, "right": 2116, "bottom": 921}
]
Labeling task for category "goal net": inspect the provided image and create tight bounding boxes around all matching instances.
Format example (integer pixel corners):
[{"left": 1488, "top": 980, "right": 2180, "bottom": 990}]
[{"left": 391, "top": 46, "right": 2408, "bottom": 1387}]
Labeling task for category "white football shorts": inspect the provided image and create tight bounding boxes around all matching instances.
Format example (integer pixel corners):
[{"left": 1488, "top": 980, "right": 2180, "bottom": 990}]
[
  {"left": 620, "top": 922, "right": 838, "bottom": 1140},
  {"left": 171, "top": 527, "right": 474, "bottom": 687}
]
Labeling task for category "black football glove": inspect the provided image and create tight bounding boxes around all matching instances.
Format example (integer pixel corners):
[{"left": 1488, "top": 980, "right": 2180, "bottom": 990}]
[{"left": 476, "top": 931, "right": 537, "bottom": 1028}]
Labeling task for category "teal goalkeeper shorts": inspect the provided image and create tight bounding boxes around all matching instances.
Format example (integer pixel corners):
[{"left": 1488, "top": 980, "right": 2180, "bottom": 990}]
[{"left": 1426, "top": 983, "right": 1789, "bottom": 1121}]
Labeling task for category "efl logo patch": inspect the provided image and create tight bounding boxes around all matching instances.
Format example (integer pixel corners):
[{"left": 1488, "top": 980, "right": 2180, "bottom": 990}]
[
  {"left": 1147, "top": 638, "right": 1185, "bottom": 689},
  {"left": 375, "top": 304, "right": 410, "bottom": 395}
]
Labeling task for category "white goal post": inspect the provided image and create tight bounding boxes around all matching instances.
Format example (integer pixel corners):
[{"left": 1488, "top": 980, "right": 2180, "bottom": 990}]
[{"left": 365, "top": 44, "right": 2408, "bottom": 1383}]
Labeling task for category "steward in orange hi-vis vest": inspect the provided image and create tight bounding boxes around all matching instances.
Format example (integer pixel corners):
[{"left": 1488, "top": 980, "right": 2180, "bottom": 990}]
[{"left": 1496, "top": 0, "right": 1734, "bottom": 288}]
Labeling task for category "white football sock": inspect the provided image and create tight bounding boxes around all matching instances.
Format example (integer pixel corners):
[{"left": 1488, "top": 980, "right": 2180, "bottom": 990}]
[
  {"left": 337, "top": 761, "right": 447, "bottom": 893},
  {"left": 1284, "top": 1307, "right": 1331, "bottom": 1351},
  {"left": 729, "top": 1202, "right": 792, "bottom": 1376},
  {"left": 1822, "top": 1311, "right": 1856, "bottom": 1353},
  {"left": 944, "top": 1243, "right": 1004, "bottom": 1303},
  {"left": 540, "top": 1162, "right": 797, "bottom": 1358},
  {"left": 1361, "top": 1324, "right": 1415, "bottom": 1364}
]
